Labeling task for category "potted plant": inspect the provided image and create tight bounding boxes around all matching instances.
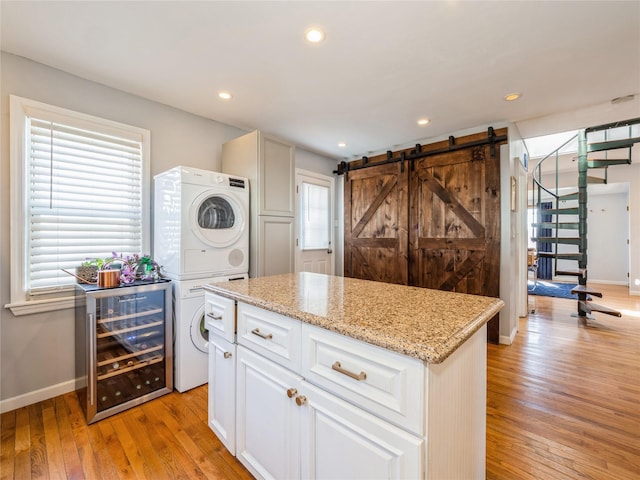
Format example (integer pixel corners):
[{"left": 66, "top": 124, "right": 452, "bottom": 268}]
[
  {"left": 75, "top": 257, "right": 107, "bottom": 283},
  {"left": 105, "top": 252, "right": 161, "bottom": 284}
]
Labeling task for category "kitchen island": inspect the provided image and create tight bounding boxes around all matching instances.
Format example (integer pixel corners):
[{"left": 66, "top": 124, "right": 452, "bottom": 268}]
[{"left": 204, "top": 272, "right": 504, "bottom": 480}]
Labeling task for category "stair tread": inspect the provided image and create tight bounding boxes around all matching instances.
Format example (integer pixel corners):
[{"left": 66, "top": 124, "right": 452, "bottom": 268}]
[
  {"left": 587, "top": 176, "right": 606, "bottom": 184},
  {"left": 578, "top": 300, "right": 622, "bottom": 317},
  {"left": 556, "top": 269, "right": 586, "bottom": 277},
  {"left": 587, "top": 136, "right": 640, "bottom": 152},
  {"left": 545, "top": 208, "right": 579, "bottom": 215},
  {"left": 531, "top": 222, "right": 580, "bottom": 229},
  {"left": 558, "top": 192, "right": 579, "bottom": 200},
  {"left": 537, "top": 252, "right": 583, "bottom": 260},
  {"left": 588, "top": 158, "right": 631, "bottom": 168},
  {"left": 571, "top": 285, "right": 603, "bottom": 297},
  {"left": 531, "top": 237, "right": 582, "bottom": 245}
]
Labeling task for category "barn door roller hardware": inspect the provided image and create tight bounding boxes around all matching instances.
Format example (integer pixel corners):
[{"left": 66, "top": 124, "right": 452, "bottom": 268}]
[{"left": 334, "top": 127, "right": 506, "bottom": 175}]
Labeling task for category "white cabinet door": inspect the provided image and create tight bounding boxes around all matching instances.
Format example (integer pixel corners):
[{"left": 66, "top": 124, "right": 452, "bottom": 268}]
[
  {"left": 236, "top": 345, "right": 302, "bottom": 480},
  {"left": 207, "top": 335, "right": 236, "bottom": 455},
  {"left": 300, "top": 381, "right": 423, "bottom": 480},
  {"left": 260, "top": 134, "right": 294, "bottom": 216},
  {"left": 258, "top": 215, "right": 295, "bottom": 277}
]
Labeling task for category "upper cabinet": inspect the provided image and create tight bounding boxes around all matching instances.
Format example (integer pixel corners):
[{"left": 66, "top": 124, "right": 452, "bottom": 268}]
[{"left": 222, "top": 130, "right": 295, "bottom": 217}]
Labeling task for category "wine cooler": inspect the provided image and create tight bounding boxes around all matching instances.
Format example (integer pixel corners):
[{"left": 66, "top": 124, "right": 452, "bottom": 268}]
[{"left": 75, "top": 280, "right": 173, "bottom": 423}]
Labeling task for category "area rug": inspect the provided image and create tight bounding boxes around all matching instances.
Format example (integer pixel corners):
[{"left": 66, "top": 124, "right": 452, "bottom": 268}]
[{"left": 527, "top": 280, "right": 591, "bottom": 300}]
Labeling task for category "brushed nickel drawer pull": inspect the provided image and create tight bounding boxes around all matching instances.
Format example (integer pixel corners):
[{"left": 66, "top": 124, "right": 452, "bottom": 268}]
[
  {"left": 251, "top": 328, "right": 273, "bottom": 340},
  {"left": 332, "top": 361, "right": 367, "bottom": 381},
  {"left": 207, "top": 312, "right": 223, "bottom": 320}
]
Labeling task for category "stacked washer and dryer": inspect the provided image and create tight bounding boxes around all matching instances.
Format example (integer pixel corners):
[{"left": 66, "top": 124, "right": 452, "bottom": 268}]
[{"left": 154, "top": 166, "right": 249, "bottom": 392}]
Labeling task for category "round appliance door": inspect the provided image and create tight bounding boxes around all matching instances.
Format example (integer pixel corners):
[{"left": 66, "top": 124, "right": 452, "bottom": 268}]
[
  {"left": 189, "top": 191, "right": 246, "bottom": 248},
  {"left": 190, "top": 304, "right": 209, "bottom": 354}
]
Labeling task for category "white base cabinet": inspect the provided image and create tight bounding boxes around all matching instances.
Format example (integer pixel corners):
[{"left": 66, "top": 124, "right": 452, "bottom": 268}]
[
  {"left": 205, "top": 291, "right": 487, "bottom": 480},
  {"left": 207, "top": 335, "right": 236, "bottom": 455},
  {"left": 300, "top": 381, "right": 423, "bottom": 480},
  {"left": 236, "top": 346, "right": 301, "bottom": 480}
]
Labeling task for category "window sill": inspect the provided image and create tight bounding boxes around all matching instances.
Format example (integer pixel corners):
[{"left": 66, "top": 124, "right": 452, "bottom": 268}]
[{"left": 4, "top": 295, "right": 77, "bottom": 316}]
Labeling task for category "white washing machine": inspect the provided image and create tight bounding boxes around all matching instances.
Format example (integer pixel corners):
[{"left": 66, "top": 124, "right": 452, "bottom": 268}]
[
  {"left": 173, "top": 274, "right": 247, "bottom": 392},
  {"left": 154, "top": 166, "right": 249, "bottom": 280}
]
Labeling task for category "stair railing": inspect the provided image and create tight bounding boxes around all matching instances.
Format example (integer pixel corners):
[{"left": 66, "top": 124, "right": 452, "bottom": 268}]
[{"left": 530, "top": 133, "right": 579, "bottom": 274}]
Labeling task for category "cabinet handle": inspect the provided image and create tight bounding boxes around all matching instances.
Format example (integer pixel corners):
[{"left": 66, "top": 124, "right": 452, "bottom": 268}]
[
  {"left": 331, "top": 361, "right": 367, "bottom": 381},
  {"left": 251, "top": 328, "right": 273, "bottom": 340},
  {"left": 295, "top": 395, "right": 307, "bottom": 406},
  {"left": 207, "top": 312, "right": 223, "bottom": 320},
  {"left": 223, "top": 352, "right": 232, "bottom": 359},
  {"left": 286, "top": 388, "right": 297, "bottom": 398}
]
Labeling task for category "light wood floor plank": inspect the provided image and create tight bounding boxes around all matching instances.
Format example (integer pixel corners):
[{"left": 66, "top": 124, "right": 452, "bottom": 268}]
[
  {"left": 62, "top": 394, "right": 101, "bottom": 479},
  {"left": 27, "top": 402, "right": 47, "bottom": 479},
  {"left": 41, "top": 401, "right": 65, "bottom": 480},
  {"left": 0, "top": 410, "right": 16, "bottom": 480},
  {"left": 12, "top": 408, "right": 31, "bottom": 480},
  {"left": 52, "top": 396, "right": 83, "bottom": 480}
]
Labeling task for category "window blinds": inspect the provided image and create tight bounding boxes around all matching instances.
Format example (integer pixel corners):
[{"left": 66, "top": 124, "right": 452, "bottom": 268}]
[{"left": 28, "top": 117, "right": 144, "bottom": 294}]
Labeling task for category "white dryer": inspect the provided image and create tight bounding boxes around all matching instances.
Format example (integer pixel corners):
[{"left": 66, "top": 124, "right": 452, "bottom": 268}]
[
  {"left": 154, "top": 166, "right": 249, "bottom": 280},
  {"left": 173, "top": 274, "right": 247, "bottom": 392}
]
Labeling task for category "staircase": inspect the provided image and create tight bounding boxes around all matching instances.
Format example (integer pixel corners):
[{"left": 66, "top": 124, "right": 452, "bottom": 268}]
[{"left": 530, "top": 117, "right": 640, "bottom": 320}]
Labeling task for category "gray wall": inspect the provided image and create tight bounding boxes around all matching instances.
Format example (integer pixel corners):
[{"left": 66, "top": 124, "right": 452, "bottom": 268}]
[{"left": 0, "top": 52, "right": 336, "bottom": 407}]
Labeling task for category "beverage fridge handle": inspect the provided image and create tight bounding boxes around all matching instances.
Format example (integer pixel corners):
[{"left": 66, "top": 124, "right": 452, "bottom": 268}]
[{"left": 88, "top": 313, "right": 95, "bottom": 406}]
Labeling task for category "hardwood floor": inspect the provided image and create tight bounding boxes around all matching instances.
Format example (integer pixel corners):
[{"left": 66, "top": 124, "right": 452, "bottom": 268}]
[
  {"left": 1, "top": 383, "right": 253, "bottom": 480},
  {"left": 487, "top": 284, "right": 640, "bottom": 480},
  {"left": 2, "top": 283, "right": 638, "bottom": 479}
]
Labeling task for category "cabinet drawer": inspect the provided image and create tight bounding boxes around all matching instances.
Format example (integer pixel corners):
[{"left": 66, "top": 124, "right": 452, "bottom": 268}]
[
  {"left": 205, "top": 293, "right": 236, "bottom": 344},
  {"left": 237, "top": 303, "right": 301, "bottom": 373},
  {"left": 301, "top": 323, "right": 424, "bottom": 435}
]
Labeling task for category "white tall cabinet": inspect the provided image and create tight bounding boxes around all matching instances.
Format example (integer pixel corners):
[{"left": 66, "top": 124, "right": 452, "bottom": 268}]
[{"left": 222, "top": 131, "right": 295, "bottom": 278}]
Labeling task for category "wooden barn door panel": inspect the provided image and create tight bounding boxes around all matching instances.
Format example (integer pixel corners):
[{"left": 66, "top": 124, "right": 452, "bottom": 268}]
[
  {"left": 410, "top": 145, "right": 500, "bottom": 341},
  {"left": 344, "top": 163, "right": 409, "bottom": 284}
]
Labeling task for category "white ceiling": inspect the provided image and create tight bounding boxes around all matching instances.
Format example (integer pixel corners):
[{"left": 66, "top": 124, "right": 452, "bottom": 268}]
[{"left": 2, "top": 1, "right": 639, "bottom": 160}]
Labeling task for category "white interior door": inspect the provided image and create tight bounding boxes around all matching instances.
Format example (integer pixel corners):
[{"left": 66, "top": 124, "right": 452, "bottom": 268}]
[{"left": 295, "top": 170, "right": 335, "bottom": 275}]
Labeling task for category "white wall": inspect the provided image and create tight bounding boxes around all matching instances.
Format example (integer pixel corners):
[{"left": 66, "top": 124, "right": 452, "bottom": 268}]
[
  {"left": 587, "top": 191, "right": 629, "bottom": 284},
  {"left": 0, "top": 52, "right": 336, "bottom": 410},
  {"left": 499, "top": 127, "right": 528, "bottom": 345}
]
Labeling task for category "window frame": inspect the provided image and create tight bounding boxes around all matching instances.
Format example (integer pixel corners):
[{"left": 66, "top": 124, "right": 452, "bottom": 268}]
[{"left": 7, "top": 95, "right": 151, "bottom": 316}]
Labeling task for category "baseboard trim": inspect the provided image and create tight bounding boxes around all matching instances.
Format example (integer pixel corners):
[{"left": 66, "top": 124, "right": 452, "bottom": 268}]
[
  {"left": 499, "top": 326, "right": 518, "bottom": 345},
  {"left": 587, "top": 279, "right": 628, "bottom": 286},
  {"left": 0, "top": 379, "right": 77, "bottom": 413}
]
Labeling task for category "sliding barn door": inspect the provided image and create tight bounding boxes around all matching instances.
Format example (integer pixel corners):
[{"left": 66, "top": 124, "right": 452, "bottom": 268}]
[
  {"left": 409, "top": 145, "right": 500, "bottom": 298},
  {"left": 344, "top": 163, "right": 409, "bottom": 284}
]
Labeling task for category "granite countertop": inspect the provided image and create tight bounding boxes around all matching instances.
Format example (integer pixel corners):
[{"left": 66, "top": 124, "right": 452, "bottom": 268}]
[{"left": 204, "top": 272, "right": 504, "bottom": 364}]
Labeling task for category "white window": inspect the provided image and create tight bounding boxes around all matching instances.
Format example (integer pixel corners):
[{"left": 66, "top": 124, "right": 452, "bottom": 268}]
[
  {"left": 300, "top": 181, "right": 330, "bottom": 250},
  {"left": 7, "top": 96, "right": 150, "bottom": 315}
]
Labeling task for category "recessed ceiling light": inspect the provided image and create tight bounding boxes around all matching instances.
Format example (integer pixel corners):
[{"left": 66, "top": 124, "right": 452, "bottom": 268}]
[
  {"left": 305, "top": 27, "right": 325, "bottom": 44},
  {"left": 504, "top": 93, "right": 522, "bottom": 101},
  {"left": 218, "top": 91, "right": 233, "bottom": 100},
  {"left": 417, "top": 118, "right": 430, "bottom": 126},
  {"left": 338, "top": 142, "right": 347, "bottom": 148}
]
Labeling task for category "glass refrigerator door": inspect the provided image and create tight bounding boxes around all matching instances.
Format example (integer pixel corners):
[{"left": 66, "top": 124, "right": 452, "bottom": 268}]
[{"left": 93, "top": 289, "right": 167, "bottom": 412}]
